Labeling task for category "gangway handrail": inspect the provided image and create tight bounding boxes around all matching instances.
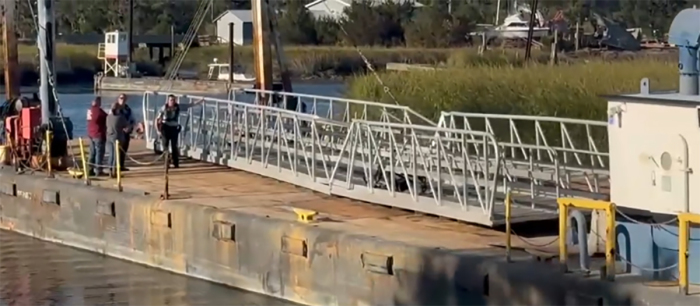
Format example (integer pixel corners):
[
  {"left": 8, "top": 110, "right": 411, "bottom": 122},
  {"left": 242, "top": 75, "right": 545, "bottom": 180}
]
[
  {"left": 440, "top": 111, "right": 607, "bottom": 126},
  {"left": 142, "top": 91, "right": 339, "bottom": 123},
  {"left": 243, "top": 88, "right": 436, "bottom": 126},
  {"left": 141, "top": 91, "right": 578, "bottom": 226}
]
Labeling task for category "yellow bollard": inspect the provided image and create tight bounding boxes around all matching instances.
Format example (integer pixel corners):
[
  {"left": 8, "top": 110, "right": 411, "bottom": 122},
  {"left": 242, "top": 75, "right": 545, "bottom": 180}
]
[
  {"left": 678, "top": 212, "right": 700, "bottom": 295},
  {"left": 45, "top": 130, "right": 52, "bottom": 176},
  {"left": 559, "top": 202, "right": 568, "bottom": 270},
  {"left": 557, "top": 198, "right": 616, "bottom": 280},
  {"left": 78, "top": 138, "right": 89, "bottom": 184},
  {"left": 505, "top": 191, "right": 512, "bottom": 262},
  {"left": 115, "top": 139, "right": 122, "bottom": 192},
  {"left": 605, "top": 204, "right": 617, "bottom": 281}
]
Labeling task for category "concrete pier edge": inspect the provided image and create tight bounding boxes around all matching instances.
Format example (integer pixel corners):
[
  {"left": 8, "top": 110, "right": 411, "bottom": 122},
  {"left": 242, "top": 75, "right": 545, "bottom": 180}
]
[{"left": 0, "top": 169, "right": 643, "bottom": 305}]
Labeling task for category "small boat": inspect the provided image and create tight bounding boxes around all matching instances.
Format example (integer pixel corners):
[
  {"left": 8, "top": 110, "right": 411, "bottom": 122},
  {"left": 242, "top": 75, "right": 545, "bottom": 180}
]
[
  {"left": 472, "top": 1, "right": 550, "bottom": 41},
  {"left": 207, "top": 61, "right": 255, "bottom": 83},
  {"left": 490, "top": 13, "right": 549, "bottom": 40}
]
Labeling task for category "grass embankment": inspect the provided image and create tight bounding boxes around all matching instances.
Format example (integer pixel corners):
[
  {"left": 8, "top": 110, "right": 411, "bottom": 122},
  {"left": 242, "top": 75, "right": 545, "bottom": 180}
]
[
  {"left": 0, "top": 44, "right": 459, "bottom": 86},
  {"left": 348, "top": 58, "right": 678, "bottom": 121},
  {"left": 347, "top": 57, "right": 677, "bottom": 149}
]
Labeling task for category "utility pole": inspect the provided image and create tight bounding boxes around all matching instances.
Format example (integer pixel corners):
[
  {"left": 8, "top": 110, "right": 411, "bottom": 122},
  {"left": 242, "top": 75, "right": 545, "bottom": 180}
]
[
  {"left": 2, "top": 0, "right": 20, "bottom": 100},
  {"left": 127, "top": 0, "right": 133, "bottom": 76},
  {"left": 38, "top": 0, "right": 56, "bottom": 123},
  {"left": 524, "top": 0, "right": 539, "bottom": 62},
  {"left": 251, "top": 0, "right": 272, "bottom": 98}
]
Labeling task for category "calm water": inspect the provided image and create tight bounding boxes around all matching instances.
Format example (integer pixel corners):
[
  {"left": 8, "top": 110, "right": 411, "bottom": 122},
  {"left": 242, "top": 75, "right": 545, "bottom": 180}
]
[
  {"left": 0, "top": 83, "right": 342, "bottom": 306},
  {"left": 60, "top": 83, "right": 345, "bottom": 137},
  {"left": 0, "top": 230, "right": 298, "bottom": 306}
]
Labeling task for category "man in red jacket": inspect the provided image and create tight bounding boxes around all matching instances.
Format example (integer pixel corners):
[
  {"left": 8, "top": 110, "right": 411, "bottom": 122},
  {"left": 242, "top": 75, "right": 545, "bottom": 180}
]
[{"left": 86, "top": 96, "right": 107, "bottom": 176}]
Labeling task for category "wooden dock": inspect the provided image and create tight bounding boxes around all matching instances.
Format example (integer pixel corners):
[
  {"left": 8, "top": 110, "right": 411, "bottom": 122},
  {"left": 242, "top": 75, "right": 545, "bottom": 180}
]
[{"left": 94, "top": 76, "right": 253, "bottom": 95}]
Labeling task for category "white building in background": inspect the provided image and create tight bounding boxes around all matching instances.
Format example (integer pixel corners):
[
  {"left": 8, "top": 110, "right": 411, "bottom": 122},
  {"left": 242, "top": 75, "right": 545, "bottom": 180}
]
[
  {"left": 305, "top": 0, "right": 424, "bottom": 20},
  {"left": 214, "top": 10, "right": 253, "bottom": 45}
]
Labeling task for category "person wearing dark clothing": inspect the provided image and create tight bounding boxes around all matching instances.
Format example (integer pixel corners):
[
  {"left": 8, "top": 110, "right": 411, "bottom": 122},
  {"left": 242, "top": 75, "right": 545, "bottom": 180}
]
[
  {"left": 86, "top": 97, "right": 107, "bottom": 176},
  {"left": 116, "top": 94, "right": 136, "bottom": 171},
  {"left": 156, "top": 95, "right": 204, "bottom": 168},
  {"left": 106, "top": 104, "right": 128, "bottom": 177}
]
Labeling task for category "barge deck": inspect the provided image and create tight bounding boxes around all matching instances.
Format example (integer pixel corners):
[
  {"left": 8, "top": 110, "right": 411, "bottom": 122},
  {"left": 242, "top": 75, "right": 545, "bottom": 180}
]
[{"left": 0, "top": 89, "right": 698, "bottom": 305}]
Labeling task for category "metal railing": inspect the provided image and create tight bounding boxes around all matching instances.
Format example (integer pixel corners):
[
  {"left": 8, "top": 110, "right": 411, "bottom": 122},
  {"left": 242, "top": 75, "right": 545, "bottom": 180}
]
[
  {"left": 142, "top": 91, "right": 524, "bottom": 225},
  {"left": 438, "top": 112, "right": 609, "bottom": 198},
  {"left": 240, "top": 89, "right": 436, "bottom": 126}
]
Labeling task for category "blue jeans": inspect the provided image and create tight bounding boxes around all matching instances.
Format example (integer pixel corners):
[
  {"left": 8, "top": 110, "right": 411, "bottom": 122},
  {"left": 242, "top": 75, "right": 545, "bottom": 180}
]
[
  {"left": 88, "top": 137, "right": 105, "bottom": 174},
  {"left": 106, "top": 138, "right": 122, "bottom": 174}
]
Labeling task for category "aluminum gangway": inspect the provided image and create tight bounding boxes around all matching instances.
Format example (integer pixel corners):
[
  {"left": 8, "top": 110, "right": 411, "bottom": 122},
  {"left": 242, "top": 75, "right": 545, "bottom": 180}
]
[{"left": 141, "top": 90, "right": 610, "bottom": 226}]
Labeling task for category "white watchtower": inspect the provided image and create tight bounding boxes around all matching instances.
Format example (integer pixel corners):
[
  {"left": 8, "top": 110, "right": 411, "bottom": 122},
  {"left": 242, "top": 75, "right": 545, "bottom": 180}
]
[{"left": 97, "top": 31, "right": 130, "bottom": 77}]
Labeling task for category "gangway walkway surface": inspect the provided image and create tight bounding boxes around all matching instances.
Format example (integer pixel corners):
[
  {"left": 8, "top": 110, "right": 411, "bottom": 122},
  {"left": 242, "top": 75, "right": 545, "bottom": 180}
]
[{"left": 141, "top": 90, "right": 610, "bottom": 226}]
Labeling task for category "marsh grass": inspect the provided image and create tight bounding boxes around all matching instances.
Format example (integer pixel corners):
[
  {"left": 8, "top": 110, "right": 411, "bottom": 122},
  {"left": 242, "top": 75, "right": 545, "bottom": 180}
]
[{"left": 346, "top": 58, "right": 678, "bottom": 150}]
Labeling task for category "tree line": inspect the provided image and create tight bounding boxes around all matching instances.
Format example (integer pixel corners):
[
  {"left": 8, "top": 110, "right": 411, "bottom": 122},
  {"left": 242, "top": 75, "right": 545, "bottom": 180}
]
[{"left": 12, "top": 0, "right": 695, "bottom": 48}]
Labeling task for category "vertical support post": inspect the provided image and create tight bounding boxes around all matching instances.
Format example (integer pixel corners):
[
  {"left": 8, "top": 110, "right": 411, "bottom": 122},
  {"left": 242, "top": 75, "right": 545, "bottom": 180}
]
[
  {"left": 115, "top": 140, "right": 122, "bottom": 191},
  {"left": 228, "top": 22, "right": 234, "bottom": 85},
  {"left": 505, "top": 191, "right": 512, "bottom": 262},
  {"left": 2, "top": 0, "right": 20, "bottom": 100},
  {"left": 251, "top": 0, "right": 273, "bottom": 98},
  {"left": 604, "top": 204, "right": 616, "bottom": 282},
  {"left": 170, "top": 25, "right": 175, "bottom": 59},
  {"left": 45, "top": 130, "right": 52, "bottom": 176},
  {"left": 162, "top": 152, "right": 169, "bottom": 200},
  {"left": 558, "top": 202, "right": 568, "bottom": 271},
  {"left": 38, "top": 0, "right": 57, "bottom": 123},
  {"left": 679, "top": 218, "right": 689, "bottom": 295},
  {"left": 524, "top": 0, "right": 539, "bottom": 62},
  {"left": 677, "top": 213, "right": 700, "bottom": 295},
  {"left": 78, "top": 137, "right": 89, "bottom": 184},
  {"left": 127, "top": 0, "right": 133, "bottom": 76}
]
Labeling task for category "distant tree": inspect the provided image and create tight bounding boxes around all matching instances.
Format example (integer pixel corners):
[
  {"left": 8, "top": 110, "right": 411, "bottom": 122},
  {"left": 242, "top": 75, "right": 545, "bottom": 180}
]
[
  {"left": 277, "top": 0, "right": 318, "bottom": 45},
  {"left": 314, "top": 17, "right": 341, "bottom": 45},
  {"left": 340, "top": 0, "right": 413, "bottom": 46}
]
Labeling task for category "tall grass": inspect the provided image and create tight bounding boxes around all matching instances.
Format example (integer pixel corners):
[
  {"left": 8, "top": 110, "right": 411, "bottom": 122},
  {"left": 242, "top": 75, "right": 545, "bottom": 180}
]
[
  {"left": 347, "top": 58, "right": 678, "bottom": 121},
  {"left": 346, "top": 58, "right": 678, "bottom": 151}
]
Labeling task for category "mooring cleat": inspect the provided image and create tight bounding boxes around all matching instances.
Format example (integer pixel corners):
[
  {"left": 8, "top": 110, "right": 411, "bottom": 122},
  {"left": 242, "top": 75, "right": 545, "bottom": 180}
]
[{"left": 293, "top": 208, "right": 318, "bottom": 223}]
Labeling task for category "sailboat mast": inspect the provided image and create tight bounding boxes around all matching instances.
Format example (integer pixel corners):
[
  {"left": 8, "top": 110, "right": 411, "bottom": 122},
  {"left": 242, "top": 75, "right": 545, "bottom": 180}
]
[{"left": 2, "top": 0, "right": 20, "bottom": 100}]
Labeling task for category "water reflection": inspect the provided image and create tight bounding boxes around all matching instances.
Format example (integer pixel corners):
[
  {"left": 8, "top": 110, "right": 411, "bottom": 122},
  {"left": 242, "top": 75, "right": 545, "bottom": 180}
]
[{"left": 0, "top": 230, "right": 297, "bottom": 306}]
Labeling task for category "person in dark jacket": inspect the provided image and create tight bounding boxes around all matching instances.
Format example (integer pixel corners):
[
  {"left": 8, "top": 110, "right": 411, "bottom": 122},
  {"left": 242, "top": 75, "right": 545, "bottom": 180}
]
[
  {"left": 156, "top": 94, "right": 204, "bottom": 168},
  {"left": 106, "top": 104, "right": 128, "bottom": 177},
  {"left": 86, "top": 97, "right": 107, "bottom": 176},
  {"left": 116, "top": 94, "right": 136, "bottom": 171}
]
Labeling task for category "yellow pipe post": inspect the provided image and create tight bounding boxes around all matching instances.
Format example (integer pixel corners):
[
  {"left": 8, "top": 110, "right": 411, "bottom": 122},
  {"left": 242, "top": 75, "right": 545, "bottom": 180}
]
[
  {"left": 679, "top": 217, "right": 689, "bottom": 295},
  {"left": 45, "top": 130, "right": 52, "bottom": 176},
  {"left": 78, "top": 138, "right": 89, "bottom": 184},
  {"left": 115, "top": 139, "right": 122, "bottom": 192},
  {"left": 505, "top": 191, "right": 512, "bottom": 262},
  {"left": 677, "top": 212, "right": 700, "bottom": 295},
  {"left": 557, "top": 198, "right": 616, "bottom": 279},
  {"left": 558, "top": 201, "right": 568, "bottom": 271},
  {"left": 605, "top": 204, "right": 617, "bottom": 282}
]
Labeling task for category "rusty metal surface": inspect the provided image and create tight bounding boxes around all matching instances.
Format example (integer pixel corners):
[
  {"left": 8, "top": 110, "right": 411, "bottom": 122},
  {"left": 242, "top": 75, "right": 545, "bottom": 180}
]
[
  {"left": 0, "top": 229, "right": 297, "bottom": 306},
  {"left": 86, "top": 140, "right": 529, "bottom": 251}
]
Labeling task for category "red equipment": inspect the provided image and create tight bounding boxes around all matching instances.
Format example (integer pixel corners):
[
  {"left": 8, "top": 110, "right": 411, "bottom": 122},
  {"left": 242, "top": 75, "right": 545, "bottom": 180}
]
[{"left": 5, "top": 106, "right": 42, "bottom": 160}]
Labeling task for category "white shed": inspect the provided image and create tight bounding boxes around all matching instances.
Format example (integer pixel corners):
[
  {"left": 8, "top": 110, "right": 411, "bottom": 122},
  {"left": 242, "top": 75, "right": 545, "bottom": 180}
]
[
  {"left": 305, "top": 0, "right": 424, "bottom": 20},
  {"left": 214, "top": 10, "right": 253, "bottom": 45}
]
